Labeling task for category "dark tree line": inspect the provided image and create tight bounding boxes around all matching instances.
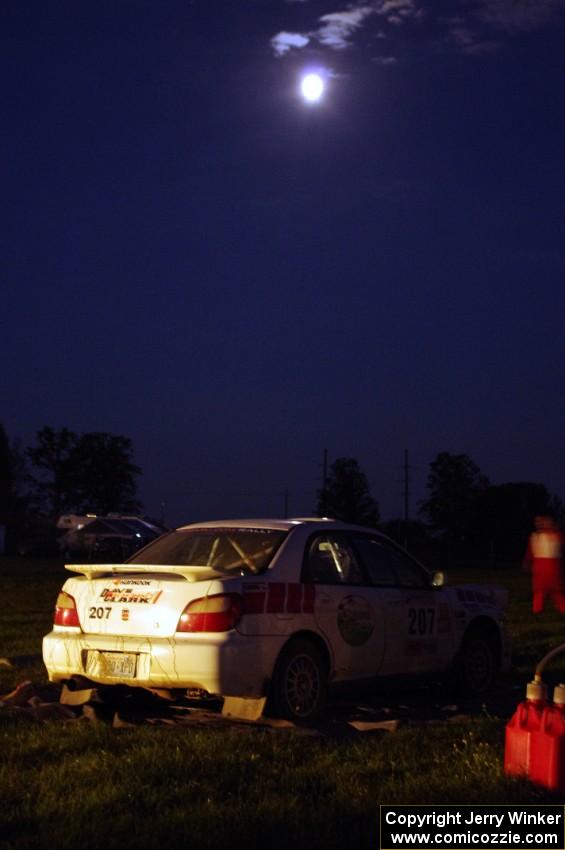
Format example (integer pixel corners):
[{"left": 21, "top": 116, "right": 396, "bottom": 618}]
[
  {"left": 317, "top": 457, "right": 380, "bottom": 528},
  {"left": 2, "top": 424, "right": 562, "bottom": 565},
  {"left": 0, "top": 425, "right": 26, "bottom": 521},
  {"left": 316, "top": 451, "right": 563, "bottom": 565},
  {"left": 418, "top": 452, "right": 563, "bottom": 563},
  {"left": 27, "top": 426, "right": 141, "bottom": 517},
  {"left": 0, "top": 425, "right": 142, "bottom": 549}
]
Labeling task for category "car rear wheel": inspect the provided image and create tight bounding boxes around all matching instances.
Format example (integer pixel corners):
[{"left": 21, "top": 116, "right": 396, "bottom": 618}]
[
  {"left": 271, "top": 639, "right": 327, "bottom": 723},
  {"left": 457, "top": 633, "right": 498, "bottom": 696}
]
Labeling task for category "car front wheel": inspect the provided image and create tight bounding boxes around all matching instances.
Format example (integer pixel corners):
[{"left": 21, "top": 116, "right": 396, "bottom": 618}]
[{"left": 271, "top": 639, "right": 327, "bottom": 723}]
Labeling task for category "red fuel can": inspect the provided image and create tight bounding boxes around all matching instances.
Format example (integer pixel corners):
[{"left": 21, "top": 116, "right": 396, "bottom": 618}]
[
  {"left": 528, "top": 685, "right": 565, "bottom": 794},
  {"left": 504, "top": 680, "right": 548, "bottom": 778}
]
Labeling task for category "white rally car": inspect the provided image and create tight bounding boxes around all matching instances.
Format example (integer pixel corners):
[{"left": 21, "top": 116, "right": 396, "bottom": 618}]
[{"left": 43, "top": 518, "right": 510, "bottom": 721}]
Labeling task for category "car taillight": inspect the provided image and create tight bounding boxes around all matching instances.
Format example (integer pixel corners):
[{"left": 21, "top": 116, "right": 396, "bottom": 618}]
[
  {"left": 176, "top": 593, "right": 242, "bottom": 633},
  {"left": 54, "top": 591, "right": 81, "bottom": 628}
]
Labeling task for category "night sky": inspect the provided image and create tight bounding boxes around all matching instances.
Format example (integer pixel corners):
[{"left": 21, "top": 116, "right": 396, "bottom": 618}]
[{"left": 3, "top": 0, "right": 565, "bottom": 526}]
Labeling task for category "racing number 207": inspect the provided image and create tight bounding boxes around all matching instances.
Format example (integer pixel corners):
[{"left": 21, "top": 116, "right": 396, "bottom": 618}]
[
  {"left": 89, "top": 606, "right": 111, "bottom": 620},
  {"left": 408, "top": 607, "right": 435, "bottom": 635}
]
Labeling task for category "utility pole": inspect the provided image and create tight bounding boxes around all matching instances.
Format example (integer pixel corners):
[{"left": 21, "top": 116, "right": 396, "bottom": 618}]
[
  {"left": 319, "top": 448, "right": 329, "bottom": 515},
  {"left": 403, "top": 448, "right": 410, "bottom": 524},
  {"left": 403, "top": 449, "right": 410, "bottom": 549}
]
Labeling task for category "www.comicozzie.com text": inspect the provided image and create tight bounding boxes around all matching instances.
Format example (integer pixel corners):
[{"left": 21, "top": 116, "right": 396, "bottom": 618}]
[
  {"left": 385, "top": 811, "right": 562, "bottom": 829},
  {"left": 382, "top": 808, "right": 564, "bottom": 847}
]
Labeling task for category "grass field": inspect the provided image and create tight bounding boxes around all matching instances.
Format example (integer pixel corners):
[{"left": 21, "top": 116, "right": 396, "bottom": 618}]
[{"left": 1, "top": 556, "right": 564, "bottom": 850}]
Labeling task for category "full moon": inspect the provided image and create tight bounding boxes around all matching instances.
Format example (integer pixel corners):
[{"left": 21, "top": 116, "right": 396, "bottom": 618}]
[{"left": 300, "top": 72, "right": 325, "bottom": 103}]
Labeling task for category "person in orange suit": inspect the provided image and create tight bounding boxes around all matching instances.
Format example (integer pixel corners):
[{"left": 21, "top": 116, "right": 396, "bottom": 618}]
[{"left": 523, "top": 515, "right": 565, "bottom": 614}]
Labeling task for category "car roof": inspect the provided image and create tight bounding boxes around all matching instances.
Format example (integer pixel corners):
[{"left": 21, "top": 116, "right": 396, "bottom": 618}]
[
  {"left": 174, "top": 517, "right": 380, "bottom": 534},
  {"left": 175, "top": 518, "right": 326, "bottom": 532}
]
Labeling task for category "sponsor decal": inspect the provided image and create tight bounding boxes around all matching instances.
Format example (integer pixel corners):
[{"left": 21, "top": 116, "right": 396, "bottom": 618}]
[
  {"left": 337, "top": 596, "right": 375, "bottom": 646},
  {"left": 122, "top": 609, "right": 130, "bottom": 621},
  {"left": 456, "top": 588, "right": 497, "bottom": 607},
  {"left": 99, "top": 587, "right": 162, "bottom": 604},
  {"left": 112, "top": 578, "right": 151, "bottom": 586}
]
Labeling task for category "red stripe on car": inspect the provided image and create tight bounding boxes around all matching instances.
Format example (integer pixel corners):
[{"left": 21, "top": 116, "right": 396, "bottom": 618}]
[
  {"left": 302, "top": 584, "right": 316, "bottom": 613},
  {"left": 267, "top": 582, "right": 286, "bottom": 613},
  {"left": 242, "top": 589, "right": 266, "bottom": 615},
  {"left": 286, "top": 583, "right": 302, "bottom": 613}
]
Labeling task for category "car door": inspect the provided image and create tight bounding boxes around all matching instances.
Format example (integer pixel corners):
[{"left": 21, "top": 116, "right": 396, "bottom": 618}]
[
  {"left": 378, "top": 540, "right": 448, "bottom": 675},
  {"left": 301, "top": 532, "right": 387, "bottom": 681}
]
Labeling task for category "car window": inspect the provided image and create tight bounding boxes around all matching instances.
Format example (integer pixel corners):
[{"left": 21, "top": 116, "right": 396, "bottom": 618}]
[
  {"left": 351, "top": 534, "right": 429, "bottom": 588},
  {"left": 350, "top": 535, "right": 395, "bottom": 586},
  {"left": 303, "top": 535, "right": 365, "bottom": 585},
  {"left": 384, "top": 544, "right": 429, "bottom": 587},
  {"left": 128, "top": 528, "right": 287, "bottom": 575}
]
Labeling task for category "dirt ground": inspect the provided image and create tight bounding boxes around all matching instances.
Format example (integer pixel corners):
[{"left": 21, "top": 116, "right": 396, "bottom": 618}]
[{"left": 0, "top": 666, "right": 525, "bottom": 735}]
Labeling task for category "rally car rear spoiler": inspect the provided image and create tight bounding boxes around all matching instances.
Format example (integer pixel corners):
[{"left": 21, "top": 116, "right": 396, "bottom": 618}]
[{"left": 65, "top": 563, "right": 222, "bottom": 582}]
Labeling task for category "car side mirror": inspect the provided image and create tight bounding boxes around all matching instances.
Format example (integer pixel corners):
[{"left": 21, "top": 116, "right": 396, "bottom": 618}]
[{"left": 431, "top": 570, "right": 445, "bottom": 587}]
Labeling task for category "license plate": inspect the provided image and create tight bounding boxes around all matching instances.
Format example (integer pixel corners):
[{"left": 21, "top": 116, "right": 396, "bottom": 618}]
[{"left": 89, "top": 651, "right": 137, "bottom": 679}]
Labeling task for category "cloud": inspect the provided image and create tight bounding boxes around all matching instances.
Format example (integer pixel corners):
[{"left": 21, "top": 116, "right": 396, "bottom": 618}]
[
  {"left": 441, "top": 14, "right": 501, "bottom": 54},
  {"left": 269, "top": 0, "right": 420, "bottom": 57},
  {"left": 269, "top": 0, "right": 565, "bottom": 61},
  {"left": 473, "top": 0, "right": 565, "bottom": 31},
  {"left": 270, "top": 30, "right": 311, "bottom": 56},
  {"left": 441, "top": 1, "right": 565, "bottom": 55},
  {"left": 444, "top": 16, "right": 478, "bottom": 48},
  {"left": 317, "top": 6, "right": 377, "bottom": 49},
  {"left": 378, "top": 0, "right": 418, "bottom": 18}
]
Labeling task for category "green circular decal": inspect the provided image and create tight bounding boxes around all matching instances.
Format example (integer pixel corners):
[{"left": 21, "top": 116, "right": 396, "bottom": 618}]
[{"left": 337, "top": 596, "right": 375, "bottom": 646}]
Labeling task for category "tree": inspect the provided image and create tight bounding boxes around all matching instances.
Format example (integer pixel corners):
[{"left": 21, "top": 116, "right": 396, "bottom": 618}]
[
  {"left": 0, "top": 425, "right": 30, "bottom": 552},
  {"left": 316, "top": 457, "right": 380, "bottom": 527},
  {"left": 475, "top": 482, "right": 564, "bottom": 563},
  {"left": 419, "top": 452, "right": 489, "bottom": 554},
  {"left": 380, "top": 518, "right": 435, "bottom": 560},
  {"left": 0, "top": 424, "right": 15, "bottom": 517},
  {"left": 69, "top": 432, "right": 142, "bottom": 515},
  {"left": 0, "top": 424, "right": 25, "bottom": 519},
  {"left": 27, "top": 427, "right": 142, "bottom": 517},
  {"left": 26, "top": 426, "right": 78, "bottom": 517}
]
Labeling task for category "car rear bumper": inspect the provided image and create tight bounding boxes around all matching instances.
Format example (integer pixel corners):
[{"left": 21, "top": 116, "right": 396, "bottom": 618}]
[{"left": 42, "top": 629, "right": 282, "bottom": 698}]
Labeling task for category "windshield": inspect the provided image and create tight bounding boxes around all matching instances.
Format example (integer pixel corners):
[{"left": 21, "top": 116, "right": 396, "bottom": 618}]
[{"left": 128, "top": 527, "right": 287, "bottom": 575}]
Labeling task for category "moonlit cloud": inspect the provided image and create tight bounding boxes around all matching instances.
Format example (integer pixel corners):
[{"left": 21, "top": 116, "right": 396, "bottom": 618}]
[
  {"left": 474, "top": 0, "right": 565, "bottom": 31},
  {"left": 270, "top": 0, "right": 420, "bottom": 57},
  {"left": 443, "top": 15, "right": 501, "bottom": 54},
  {"left": 378, "top": 0, "right": 418, "bottom": 18},
  {"left": 441, "top": 1, "right": 565, "bottom": 55},
  {"left": 317, "top": 6, "right": 377, "bottom": 49},
  {"left": 270, "top": 30, "right": 311, "bottom": 56},
  {"left": 445, "top": 16, "right": 479, "bottom": 49},
  {"left": 270, "top": 0, "right": 565, "bottom": 60}
]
